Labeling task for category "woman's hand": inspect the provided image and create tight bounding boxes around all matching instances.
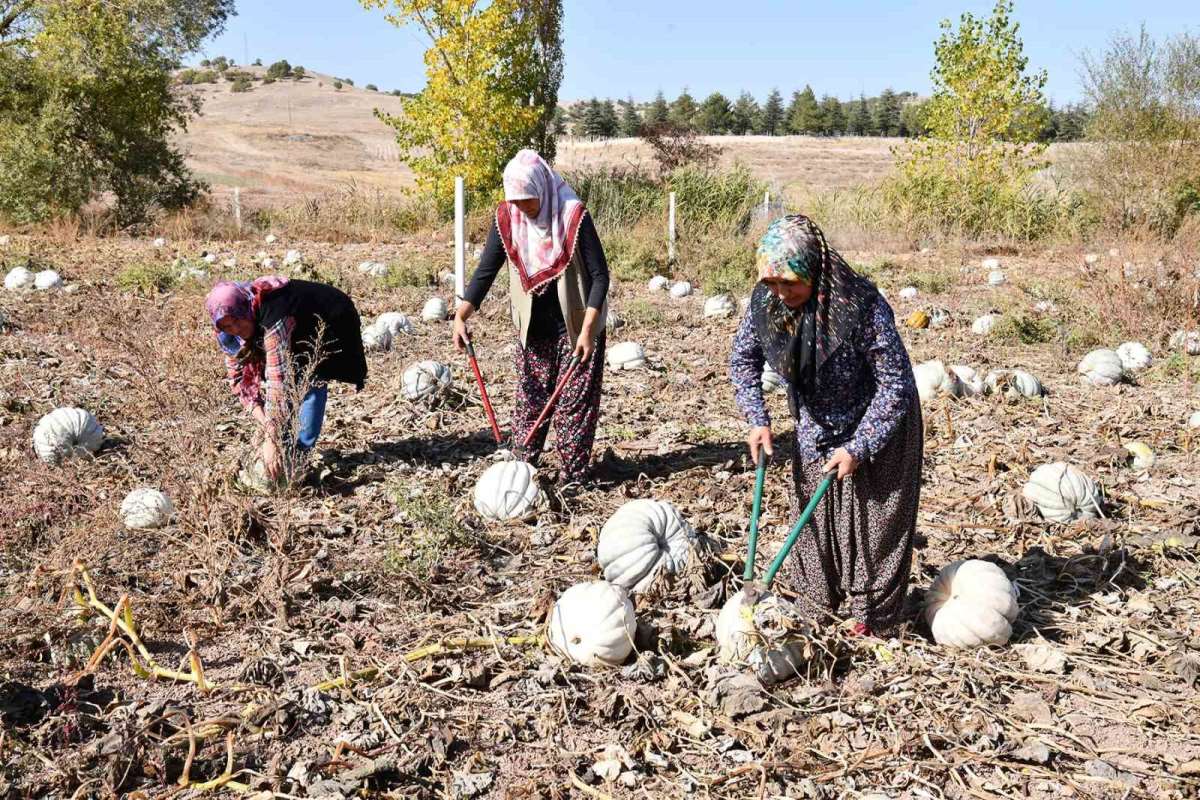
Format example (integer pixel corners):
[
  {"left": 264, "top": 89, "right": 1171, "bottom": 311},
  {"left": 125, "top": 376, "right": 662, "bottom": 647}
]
[
  {"left": 261, "top": 438, "right": 283, "bottom": 479},
  {"left": 452, "top": 301, "right": 475, "bottom": 353},
  {"left": 747, "top": 426, "right": 773, "bottom": 463},
  {"left": 250, "top": 404, "right": 268, "bottom": 426},
  {"left": 573, "top": 324, "right": 594, "bottom": 362},
  {"left": 822, "top": 447, "right": 859, "bottom": 479}
]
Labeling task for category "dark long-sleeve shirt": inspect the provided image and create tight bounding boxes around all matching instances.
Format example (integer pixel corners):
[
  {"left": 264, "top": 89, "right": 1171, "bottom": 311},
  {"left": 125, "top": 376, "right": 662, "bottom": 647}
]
[
  {"left": 463, "top": 213, "right": 610, "bottom": 340},
  {"left": 728, "top": 294, "right": 917, "bottom": 464}
]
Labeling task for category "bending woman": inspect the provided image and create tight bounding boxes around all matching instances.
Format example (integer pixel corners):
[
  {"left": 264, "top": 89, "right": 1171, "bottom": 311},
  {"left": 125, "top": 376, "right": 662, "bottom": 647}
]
[
  {"left": 452, "top": 149, "right": 609, "bottom": 485},
  {"left": 729, "top": 215, "right": 922, "bottom": 636},
  {"left": 205, "top": 276, "right": 367, "bottom": 478}
]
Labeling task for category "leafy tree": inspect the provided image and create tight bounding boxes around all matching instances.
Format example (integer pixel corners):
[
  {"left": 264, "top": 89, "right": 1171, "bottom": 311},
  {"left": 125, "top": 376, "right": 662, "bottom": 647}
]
[
  {"left": 873, "top": 87, "right": 902, "bottom": 136},
  {"left": 253, "top": 57, "right": 262, "bottom": 66},
  {"left": 643, "top": 90, "right": 669, "bottom": 127},
  {"left": 758, "top": 88, "right": 784, "bottom": 134},
  {"left": 697, "top": 91, "right": 732, "bottom": 134},
  {"left": 366, "top": 83, "right": 378, "bottom": 91},
  {"left": 618, "top": 96, "right": 641, "bottom": 137},
  {"left": 817, "top": 95, "right": 845, "bottom": 135},
  {"left": 669, "top": 87, "right": 698, "bottom": 130},
  {"left": 551, "top": 106, "right": 567, "bottom": 136},
  {"left": 849, "top": 94, "right": 871, "bottom": 135},
  {"left": 0, "top": 0, "right": 235, "bottom": 225},
  {"left": 899, "top": 98, "right": 930, "bottom": 137},
  {"left": 730, "top": 91, "right": 758, "bottom": 135},
  {"left": 266, "top": 59, "right": 291, "bottom": 79},
  {"left": 231, "top": 76, "right": 252, "bottom": 92},
  {"left": 885, "top": 0, "right": 1050, "bottom": 237},
  {"left": 332, "top": 79, "right": 343, "bottom": 90},
  {"left": 786, "top": 85, "right": 820, "bottom": 134},
  {"left": 360, "top": 0, "right": 564, "bottom": 207},
  {"left": 292, "top": 65, "right": 306, "bottom": 80}
]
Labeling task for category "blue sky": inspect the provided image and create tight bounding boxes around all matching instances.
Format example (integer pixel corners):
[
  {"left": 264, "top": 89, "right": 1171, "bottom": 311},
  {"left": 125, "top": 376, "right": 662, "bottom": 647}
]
[{"left": 197, "top": 1, "right": 1197, "bottom": 105}]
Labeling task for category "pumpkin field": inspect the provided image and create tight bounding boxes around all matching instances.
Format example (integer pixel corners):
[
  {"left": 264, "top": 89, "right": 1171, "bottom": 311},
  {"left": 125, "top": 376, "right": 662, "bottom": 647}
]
[{"left": 2, "top": 230, "right": 1200, "bottom": 799}]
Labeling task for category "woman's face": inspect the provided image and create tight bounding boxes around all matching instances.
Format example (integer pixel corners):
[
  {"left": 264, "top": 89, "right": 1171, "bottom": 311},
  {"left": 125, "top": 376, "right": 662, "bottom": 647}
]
[
  {"left": 512, "top": 198, "right": 540, "bottom": 218},
  {"left": 216, "top": 316, "right": 254, "bottom": 340},
  {"left": 762, "top": 277, "right": 813, "bottom": 309}
]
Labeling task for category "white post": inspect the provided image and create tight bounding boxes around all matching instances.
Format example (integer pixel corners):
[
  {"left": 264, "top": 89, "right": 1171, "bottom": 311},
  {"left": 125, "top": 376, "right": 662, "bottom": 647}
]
[
  {"left": 763, "top": 191, "right": 770, "bottom": 223},
  {"left": 454, "top": 176, "right": 466, "bottom": 302},
  {"left": 232, "top": 187, "right": 242, "bottom": 233},
  {"left": 667, "top": 191, "right": 676, "bottom": 263}
]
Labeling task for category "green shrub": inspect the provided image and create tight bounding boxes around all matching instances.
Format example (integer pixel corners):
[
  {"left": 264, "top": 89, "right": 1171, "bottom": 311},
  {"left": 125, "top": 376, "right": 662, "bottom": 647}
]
[
  {"left": 990, "top": 310, "right": 1058, "bottom": 344},
  {"left": 906, "top": 265, "right": 957, "bottom": 294},
  {"left": 292, "top": 66, "right": 306, "bottom": 80},
  {"left": 116, "top": 262, "right": 177, "bottom": 295},
  {"left": 688, "top": 235, "right": 754, "bottom": 295},
  {"left": 382, "top": 488, "right": 462, "bottom": 578},
  {"left": 332, "top": 80, "right": 343, "bottom": 91},
  {"left": 668, "top": 164, "right": 765, "bottom": 236},
  {"left": 262, "top": 76, "right": 275, "bottom": 85},
  {"left": 604, "top": 229, "right": 665, "bottom": 283},
  {"left": 622, "top": 298, "right": 663, "bottom": 327},
  {"left": 366, "top": 83, "right": 378, "bottom": 92},
  {"left": 379, "top": 255, "right": 438, "bottom": 289},
  {"left": 231, "top": 77, "right": 252, "bottom": 93},
  {"left": 266, "top": 59, "right": 292, "bottom": 80}
]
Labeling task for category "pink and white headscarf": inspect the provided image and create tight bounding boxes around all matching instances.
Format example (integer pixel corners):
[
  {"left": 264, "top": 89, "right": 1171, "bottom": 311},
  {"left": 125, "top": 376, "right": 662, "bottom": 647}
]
[{"left": 497, "top": 149, "right": 585, "bottom": 295}]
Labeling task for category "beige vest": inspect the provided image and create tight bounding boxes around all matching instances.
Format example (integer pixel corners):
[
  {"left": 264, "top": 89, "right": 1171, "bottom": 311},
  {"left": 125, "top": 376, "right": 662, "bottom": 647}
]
[{"left": 508, "top": 250, "right": 607, "bottom": 346}]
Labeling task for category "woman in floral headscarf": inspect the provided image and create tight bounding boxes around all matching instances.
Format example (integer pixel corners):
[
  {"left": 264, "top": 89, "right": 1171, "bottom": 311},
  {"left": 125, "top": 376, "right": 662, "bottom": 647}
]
[
  {"left": 729, "top": 215, "right": 922, "bottom": 636},
  {"left": 452, "top": 149, "right": 609, "bottom": 485},
  {"left": 205, "top": 277, "right": 367, "bottom": 479}
]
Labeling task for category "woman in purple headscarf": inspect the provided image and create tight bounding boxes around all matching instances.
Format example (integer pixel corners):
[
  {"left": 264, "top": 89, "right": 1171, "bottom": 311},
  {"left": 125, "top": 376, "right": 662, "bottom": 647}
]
[{"left": 204, "top": 276, "right": 367, "bottom": 478}]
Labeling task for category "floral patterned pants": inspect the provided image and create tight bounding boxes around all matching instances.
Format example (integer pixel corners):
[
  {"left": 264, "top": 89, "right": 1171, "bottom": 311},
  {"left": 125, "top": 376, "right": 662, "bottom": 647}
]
[{"left": 512, "top": 331, "right": 606, "bottom": 483}]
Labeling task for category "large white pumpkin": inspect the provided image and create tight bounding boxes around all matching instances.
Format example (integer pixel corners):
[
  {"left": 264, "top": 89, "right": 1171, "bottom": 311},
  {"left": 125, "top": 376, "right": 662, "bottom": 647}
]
[
  {"left": 120, "top": 488, "right": 174, "bottom": 529},
  {"left": 375, "top": 312, "right": 413, "bottom": 336},
  {"left": 1116, "top": 342, "right": 1152, "bottom": 371},
  {"left": 669, "top": 281, "right": 693, "bottom": 298},
  {"left": 597, "top": 499, "right": 697, "bottom": 593},
  {"left": 401, "top": 360, "right": 452, "bottom": 401},
  {"left": 1189, "top": 410, "right": 1200, "bottom": 429},
  {"left": 913, "top": 360, "right": 963, "bottom": 403},
  {"left": 473, "top": 460, "right": 543, "bottom": 521},
  {"left": 716, "top": 588, "right": 773, "bottom": 662},
  {"left": 33, "top": 407, "right": 104, "bottom": 464},
  {"left": 1169, "top": 330, "right": 1200, "bottom": 356},
  {"left": 647, "top": 275, "right": 669, "bottom": 291},
  {"left": 421, "top": 297, "right": 449, "bottom": 322},
  {"left": 547, "top": 581, "right": 636, "bottom": 666},
  {"left": 929, "top": 308, "right": 952, "bottom": 328},
  {"left": 984, "top": 369, "right": 1044, "bottom": 399},
  {"left": 358, "top": 260, "right": 388, "bottom": 277},
  {"left": 987, "top": 270, "right": 1006, "bottom": 286},
  {"left": 924, "top": 559, "right": 1019, "bottom": 648},
  {"left": 4, "top": 266, "right": 35, "bottom": 290},
  {"left": 981, "top": 257, "right": 1001, "bottom": 270},
  {"left": 1077, "top": 349, "right": 1124, "bottom": 386},
  {"left": 761, "top": 364, "right": 787, "bottom": 394},
  {"left": 34, "top": 270, "right": 62, "bottom": 290},
  {"left": 703, "top": 294, "right": 736, "bottom": 318},
  {"left": 607, "top": 341, "right": 646, "bottom": 370},
  {"left": 283, "top": 249, "right": 303, "bottom": 267},
  {"left": 1021, "top": 462, "right": 1102, "bottom": 523},
  {"left": 971, "top": 314, "right": 998, "bottom": 335},
  {"left": 898, "top": 286, "right": 918, "bottom": 300},
  {"left": 264, "top": 233, "right": 278, "bottom": 244},
  {"left": 362, "top": 323, "right": 393, "bottom": 352},
  {"left": 1123, "top": 441, "right": 1155, "bottom": 470},
  {"left": 949, "top": 365, "right": 984, "bottom": 396}
]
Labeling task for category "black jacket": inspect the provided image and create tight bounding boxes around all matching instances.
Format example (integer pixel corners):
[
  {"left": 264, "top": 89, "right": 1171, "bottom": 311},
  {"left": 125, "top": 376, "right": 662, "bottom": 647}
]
[{"left": 257, "top": 280, "right": 367, "bottom": 389}]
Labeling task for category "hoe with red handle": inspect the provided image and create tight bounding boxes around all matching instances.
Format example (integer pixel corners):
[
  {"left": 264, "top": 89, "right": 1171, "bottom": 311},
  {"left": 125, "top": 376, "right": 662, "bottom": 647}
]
[{"left": 463, "top": 334, "right": 503, "bottom": 445}]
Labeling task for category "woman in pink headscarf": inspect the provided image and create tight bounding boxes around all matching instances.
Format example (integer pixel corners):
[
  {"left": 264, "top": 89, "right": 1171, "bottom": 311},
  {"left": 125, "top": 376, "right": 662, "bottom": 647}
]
[
  {"left": 205, "top": 276, "right": 367, "bottom": 479},
  {"left": 452, "top": 149, "right": 610, "bottom": 486}
]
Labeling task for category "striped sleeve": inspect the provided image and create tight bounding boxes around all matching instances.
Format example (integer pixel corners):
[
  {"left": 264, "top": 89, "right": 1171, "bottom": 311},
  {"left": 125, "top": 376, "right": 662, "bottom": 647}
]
[
  {"left": 223, "top": 353, "right": 262, "bottom": 412},
  {"left": 262, "top": 317, "right": 295, "bottom": 431}
]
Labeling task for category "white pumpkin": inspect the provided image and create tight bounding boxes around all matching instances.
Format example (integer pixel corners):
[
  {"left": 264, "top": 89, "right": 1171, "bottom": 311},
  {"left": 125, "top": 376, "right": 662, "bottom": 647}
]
[
  {"left": 0, "top": 235, "right": 8, "bottom": 246},
  {"left": 984, "top": 369, "right": 1044, "bottom": 399},
  {"left": 358, "top": 260, "right": 388, "bottom": 277},
  {"left": 924, "top": 559, "right": 1019, "bottom": 648},
  {"left": 264, "top": 233, "right": 278, "bottom": 244},
  {"left": 375, "top": 312, "right": 413, "bottom": 336},
  {"left": 1083, "top": 253, "right": 1100, "bottom": 266},
  {"left": 1021, "top": 462, "right": 1102, "bottom": 523},
  {"left": 913, "top": 360, "right": 963, "bottom": 403},
  {"left": 282, "top": 249, "right": 302, "bottom": 267},
  {"left": 120, "top": 488, "right": 174, "bottom": 529},
  {"left": 362, "top": 323, "right": 393, "bottom": 352},
  {"left": 761, "top": 364, "right": 787, "bottom": 394},
  {"left": 971, "top": 314, "right": 998, "bottom": 335},
  {"left": 948, "top": 365, "right": 984, "bottom": 396},
  {"left": 260, "top": 257, "right": 277, "bottom": 270},
  {"left": 607, "top": 341, "right": 646, "bottom": 370},
  {"left": 1033, "top": 300, "right": 1058, "bottom": 313},
  {"left": 898, "top": 286, "right": 918, "bottom": 300},
  {"left": 421, "top": 297, "right": 449, "bottom": 322},
  {"left": 32, "top": 407, "right": 104, "bottom": 464},
  {"left": 1116, "top": 342, "right": 1152, "bottom": 371},
  {"left": 716, "top": 588, "right": 771, "bottom": 662},
  {"left": 647, "top": 275, "right": 669, "bottom": 291},
  {"left": 981, "top": 257, "right": 1001, "bottom": 270},
  {"left": 703, "top": 294, "right": 736, "bottom": 318},
  {"left": 597, "top": 499, "right": 697, "bottom": 593},
  {"left": 929, "top": 308, "right": 952, "bottom": 328},
  {"left": 222, "top": 257, "right": 237, "bottom": 269},
  {"left": 1123, "top": 441, "right": 1155, "bottom": 470},
  {"left": 1077, "top": 349, "right": 1125, "bottom": 386},
  {"left": 987, "top": 270, "right": 1006, "bottom": 286},
  {"left": 473, "top": 460, "right": 543, "bottom": 521},
  {"left": 547, "top": 581, "right": 636, "bottom": 666},
  {"left": 1169, "top": 330, "right": 1200, "bottom": 356},
  {"left": 152, "top": 237, "right": 166, "bottom": 248},
  {"left": 669, "top": 280, "right": 692, "bottom": 298},
  {"left": 1189, "top": 410, "right": 1200, "bottom": 430},
  {"left": 715, "top": 589, "right": 810, "bottom": 680},
  {"left": 202, "top": 252, "right": 217, "bottom": 264},
  {"left": 401, "top": 360, "right": 452, "bottom": 401},
  {"left": 4, "top": 266, "right": 34, "bottom": 290},
  {"left": 605, "top": 310, "right": 624, "bottom": 331}
]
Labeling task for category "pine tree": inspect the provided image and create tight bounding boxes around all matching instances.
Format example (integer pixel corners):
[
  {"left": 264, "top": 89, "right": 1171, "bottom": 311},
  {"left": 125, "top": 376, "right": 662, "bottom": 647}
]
[
  {"left": 618, "top": 96, "right": 642, "bottom": 137},
  {"left": 644, "top": 90, "right": 669, "bottom": 126},
  {"left": 669, "top": 87, "right": 698, "bottom": 130},
  {"left": 730, "top": 91, "right": 759, "bottom": 135},
  {"left": 849, "top": 94, "right": 871, "bottom": 135},
  {"left": 874, "top": 87, "right": 902, "bottom": 136},
  {"left": 759, "top": 88, "right": 784, "bottom": 134},
  {"left": 818, "top": 95, "right": 845, "bottom": 135},
  {"left": 580, "top": 98, "right": 603, "bottom": 138},
  {"left": 697, "top": 91, "right": 732, "bottom": 134},
  {"left": 598, "top": 99, "right": 620, "bottom": 137},
  {"left": 551, "top": 106, "right": 567, "bottom": 136},
  {"left": 787, "top": 85, "right": 821, "bottom": 134}
]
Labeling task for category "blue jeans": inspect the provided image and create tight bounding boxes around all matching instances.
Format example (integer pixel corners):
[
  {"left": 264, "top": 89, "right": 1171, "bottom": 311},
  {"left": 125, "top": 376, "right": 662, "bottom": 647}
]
[{"left": 295, "top": 385, "right": 327, "bottom": 451}]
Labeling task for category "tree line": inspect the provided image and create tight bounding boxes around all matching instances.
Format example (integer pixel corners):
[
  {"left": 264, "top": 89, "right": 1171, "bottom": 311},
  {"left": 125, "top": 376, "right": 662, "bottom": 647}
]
[{"left": 562, "top": 87, "right": 1089, "bottom": 142}]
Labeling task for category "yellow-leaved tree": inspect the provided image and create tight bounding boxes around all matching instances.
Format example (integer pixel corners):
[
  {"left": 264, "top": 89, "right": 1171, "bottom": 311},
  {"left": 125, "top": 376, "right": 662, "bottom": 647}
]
[
  {"left": 884, "top": 0, "right": 1054, "bottom": 239},
  {"left": 361, "top": 0, "right": 563, "bottom": 209}
]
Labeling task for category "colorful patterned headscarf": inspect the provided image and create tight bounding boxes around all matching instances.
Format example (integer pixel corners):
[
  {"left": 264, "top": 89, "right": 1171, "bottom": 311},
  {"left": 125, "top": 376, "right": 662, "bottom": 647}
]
[
  {"left": 204, "top": 276, "right": 289, "bottom": 407},
  {"left": 496, "top": 149, "right": 586, "bottom": 295},
  {"left": 750, "top": 215, "right": 879, "bottom": 447}
]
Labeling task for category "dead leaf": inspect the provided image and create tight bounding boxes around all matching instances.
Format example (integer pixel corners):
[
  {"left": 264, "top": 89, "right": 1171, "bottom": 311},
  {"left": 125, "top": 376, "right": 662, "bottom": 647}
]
[{"left": 1016, "top": 643, "right": 1068, "bottom": 674}]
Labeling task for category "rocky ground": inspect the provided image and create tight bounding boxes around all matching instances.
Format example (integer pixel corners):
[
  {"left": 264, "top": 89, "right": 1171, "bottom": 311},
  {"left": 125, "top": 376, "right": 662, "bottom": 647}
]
[{"left": 1, "top": 231, "right": 1198, "bottom": 799}]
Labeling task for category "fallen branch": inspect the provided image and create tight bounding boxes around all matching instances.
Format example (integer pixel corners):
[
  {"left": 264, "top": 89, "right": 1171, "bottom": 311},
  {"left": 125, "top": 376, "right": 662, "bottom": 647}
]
[{"left": 313, "top": 635, "right": 542, "bottom": 691}]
